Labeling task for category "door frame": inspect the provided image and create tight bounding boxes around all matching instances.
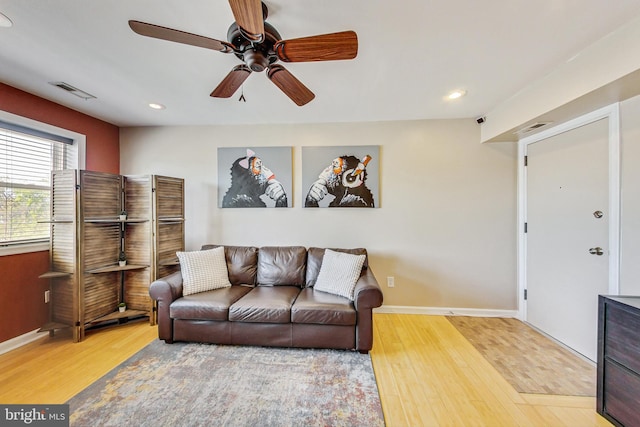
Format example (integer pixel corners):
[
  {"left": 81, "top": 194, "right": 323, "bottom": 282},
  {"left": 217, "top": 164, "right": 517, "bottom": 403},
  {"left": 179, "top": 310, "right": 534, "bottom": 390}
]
[{"left": 517, "top": 103, "right": 621, "bottom": 321}]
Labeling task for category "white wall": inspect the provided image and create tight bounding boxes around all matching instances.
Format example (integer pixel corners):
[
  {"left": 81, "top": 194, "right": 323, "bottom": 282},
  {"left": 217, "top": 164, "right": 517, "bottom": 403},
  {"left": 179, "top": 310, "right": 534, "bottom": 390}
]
[
  {"left": 620, "top": 95, "right": 640, "bottom": 294},
  {"left": 482, "top": 14, "right": 640, "bottom": 142},
  {"left": 120, "top": 119, "right": 518, "bottom": 310}
]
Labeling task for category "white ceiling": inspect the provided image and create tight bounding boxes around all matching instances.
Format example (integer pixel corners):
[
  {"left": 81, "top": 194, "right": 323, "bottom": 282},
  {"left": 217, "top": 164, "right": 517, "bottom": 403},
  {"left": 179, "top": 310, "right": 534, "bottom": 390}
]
[{"left": 1, "top": 0, "right": 640, "bottom": 128}]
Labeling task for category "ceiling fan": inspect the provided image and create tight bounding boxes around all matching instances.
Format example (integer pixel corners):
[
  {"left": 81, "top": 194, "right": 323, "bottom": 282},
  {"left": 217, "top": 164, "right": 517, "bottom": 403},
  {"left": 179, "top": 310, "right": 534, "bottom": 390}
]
[{"left": 129, "top": 0, "right": 358, "bottom": 106}]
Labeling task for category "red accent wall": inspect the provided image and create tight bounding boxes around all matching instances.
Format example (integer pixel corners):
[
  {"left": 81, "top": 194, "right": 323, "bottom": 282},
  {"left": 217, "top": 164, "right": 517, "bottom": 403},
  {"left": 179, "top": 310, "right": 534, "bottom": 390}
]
[
  {"left": 0, "top": 252, "right": 50, "bottom": 343},
  {"left": 0, "top": 82, "right": 120, "bottom": 344}
]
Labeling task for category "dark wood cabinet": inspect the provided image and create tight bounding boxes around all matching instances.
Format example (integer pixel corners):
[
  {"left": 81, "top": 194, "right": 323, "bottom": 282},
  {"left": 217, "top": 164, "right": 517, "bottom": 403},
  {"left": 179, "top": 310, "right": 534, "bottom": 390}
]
[{"left": 597, "top": 295, "right": 640, "bottom": 427}]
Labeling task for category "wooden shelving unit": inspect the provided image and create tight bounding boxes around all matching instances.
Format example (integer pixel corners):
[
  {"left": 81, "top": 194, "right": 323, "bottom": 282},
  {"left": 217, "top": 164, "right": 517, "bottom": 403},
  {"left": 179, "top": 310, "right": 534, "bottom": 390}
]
[
  {"left": 39, "top": 170, "right": 184, "bottom": 342},
  {"left": 38, "top": 169, "right": 78, "bottom": 338},
  {"left": 153, "top": 176, "right": 185, "bottom": 281}
]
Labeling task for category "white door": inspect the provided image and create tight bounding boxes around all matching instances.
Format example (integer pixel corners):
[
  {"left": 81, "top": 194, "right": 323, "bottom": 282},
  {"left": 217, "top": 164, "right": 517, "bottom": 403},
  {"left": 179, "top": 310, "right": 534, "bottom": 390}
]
[{"left": 526, "top": 118, "right": 610, "bottom": 361}]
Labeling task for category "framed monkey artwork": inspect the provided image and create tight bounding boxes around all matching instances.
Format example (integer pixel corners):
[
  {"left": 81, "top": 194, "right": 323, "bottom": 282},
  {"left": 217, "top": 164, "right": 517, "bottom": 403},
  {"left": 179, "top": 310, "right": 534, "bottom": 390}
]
[
  {"left": 218, "top": 147, "right": 292, "bottom": 208},
  {"left": 302, "top": 146, "right": 379, "bottom": 208}
]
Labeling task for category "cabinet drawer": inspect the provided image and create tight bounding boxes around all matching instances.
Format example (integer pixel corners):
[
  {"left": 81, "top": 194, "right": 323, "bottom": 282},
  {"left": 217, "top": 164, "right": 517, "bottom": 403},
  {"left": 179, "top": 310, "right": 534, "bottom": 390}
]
[
  {"left": 603, "top": 359, "right": 640, "bottom": 426},
  {"left": 605, "top": 304, "right": 640, "bottom": 374}
]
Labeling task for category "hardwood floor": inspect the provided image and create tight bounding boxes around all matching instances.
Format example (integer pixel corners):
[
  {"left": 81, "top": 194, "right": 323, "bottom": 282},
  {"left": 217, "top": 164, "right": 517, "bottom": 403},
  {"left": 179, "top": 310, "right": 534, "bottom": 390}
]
[
  {"left": 370, "top": 313, "right": 611, "bottom": 426},
  {"left": 0, "top": 314, "right": 612, "bottom": 426},
  {"left": 447, "top": 316, "right": 596, "bottom": 396},
  {"left": 0, "top": 319, "right": 157, "bottom": 404}
]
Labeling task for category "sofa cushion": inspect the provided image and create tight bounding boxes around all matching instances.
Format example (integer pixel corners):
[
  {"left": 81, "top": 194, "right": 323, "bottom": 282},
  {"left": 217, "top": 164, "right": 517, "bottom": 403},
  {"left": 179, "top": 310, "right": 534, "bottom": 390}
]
[
  {"left": 291, "top": 288, "right": 356, "bottom": 326},
  {"left": 177, "top": 247, "right": 231, "bottom": 296},
  {"left": 229, "top": 286, "right": 300, "bottom": 323},
  {"left": 313, "top": 249, "right": 366, "bottom": 301},
  {"left": 257, "top": 246, "right": 307, "bottom": 286},
  {"left": 306, "top": 247, "right": 368, "bottom": 287},
  {"left": 170, "top": 286, "right": 253, "bottom": 321},
  {"left": 202, "top": 244, "right": 258, "bottom": 285}
]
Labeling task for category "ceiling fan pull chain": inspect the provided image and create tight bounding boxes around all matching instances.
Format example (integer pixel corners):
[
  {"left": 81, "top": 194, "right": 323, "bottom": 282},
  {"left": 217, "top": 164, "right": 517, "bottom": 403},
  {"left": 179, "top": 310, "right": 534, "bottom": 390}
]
[{"left": 239, "top": 86, "right": 246, "bottom": 102}]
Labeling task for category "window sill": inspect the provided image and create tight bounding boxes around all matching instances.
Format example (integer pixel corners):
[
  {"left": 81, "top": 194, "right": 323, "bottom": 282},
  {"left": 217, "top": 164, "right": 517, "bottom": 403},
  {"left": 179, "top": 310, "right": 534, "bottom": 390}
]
[{"left": 0, "top": 242, "right": 49, "bottom": 256}]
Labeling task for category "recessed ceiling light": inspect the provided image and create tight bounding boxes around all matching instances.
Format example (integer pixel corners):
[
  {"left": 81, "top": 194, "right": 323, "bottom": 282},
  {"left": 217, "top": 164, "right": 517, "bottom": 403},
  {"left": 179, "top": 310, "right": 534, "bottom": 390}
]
[
  {"left": 0, "top": 12, "right": 13, "bottom": 28},
  {"left": 447, "top": 89, "right": 467, "bottom": 100},
  {"left": 446, "top": 89, "right": 467, "bottom": 100},
  {"left": 148, "top": 103, "right": 166, "bottom": 110}
]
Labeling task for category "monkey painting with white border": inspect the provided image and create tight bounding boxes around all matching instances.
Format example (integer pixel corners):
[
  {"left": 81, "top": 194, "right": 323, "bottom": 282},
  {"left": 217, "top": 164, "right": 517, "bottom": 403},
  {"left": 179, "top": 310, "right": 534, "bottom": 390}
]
[
  {"left": 222, "top": 149, "right": 288, "bottom": 207},
  {"left": 305, "top": 154, "right": 374, "bottom": 207}
]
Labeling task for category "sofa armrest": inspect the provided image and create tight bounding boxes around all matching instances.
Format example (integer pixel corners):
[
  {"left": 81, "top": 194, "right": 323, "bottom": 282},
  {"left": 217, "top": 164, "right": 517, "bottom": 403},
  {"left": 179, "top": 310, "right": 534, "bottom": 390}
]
[
  {"left": 150, "top": 270, "right": 184, "bottom": 302},
  {"left": 149, "top": 271, "right": 183, "bottom": 342},
  {"left": 353, "top": 267, "right": 383, "bottom": 353},
  {"left": 353, "top": 267, "right": 383, "bottom": 311}
]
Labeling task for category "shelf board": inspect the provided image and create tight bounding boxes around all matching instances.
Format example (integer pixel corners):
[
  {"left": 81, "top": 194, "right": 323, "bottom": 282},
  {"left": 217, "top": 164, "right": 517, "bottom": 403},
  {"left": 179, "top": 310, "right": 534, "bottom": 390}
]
[
  {"left": 39, "top": 271, "right": 73, "bottom": 279},
  {"left": 84, "top": 218, "right": 149, "bottom": 223},
  {"left": 38, "top": 321, "right": 72, "bottom": 333},
  {"left": 87, "top": 309, "right": 148, "bottom": 324},
  {"left": 83, "top": 218, "right": 120, "bottom": 223},
  {"left": 86, "top": 264, "right": 149, "bottom": 274}
]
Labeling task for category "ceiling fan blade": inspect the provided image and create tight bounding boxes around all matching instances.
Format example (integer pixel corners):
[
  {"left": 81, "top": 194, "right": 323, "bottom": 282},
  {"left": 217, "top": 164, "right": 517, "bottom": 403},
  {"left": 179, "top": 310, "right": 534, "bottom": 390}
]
[
  {"left": 210, "top": 65, "right": 252, "bottom": 98},
  {"left": 275, "top": 31, "right": 358, "bottom": 62},
  {"left": 228, "top": 0, "right": 265, "bottom": 42},
  {"left": 267, "top": 65, "right": 315, "bottom": 106},
  {"left": 129, "top": 20, "right": 232, "bottom": 53}
]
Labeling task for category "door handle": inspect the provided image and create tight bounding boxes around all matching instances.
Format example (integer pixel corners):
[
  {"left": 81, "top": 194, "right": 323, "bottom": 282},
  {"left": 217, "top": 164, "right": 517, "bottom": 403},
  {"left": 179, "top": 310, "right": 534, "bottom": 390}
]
[{"left": 589, "top": 247, "right": 604, "bottom": 256}]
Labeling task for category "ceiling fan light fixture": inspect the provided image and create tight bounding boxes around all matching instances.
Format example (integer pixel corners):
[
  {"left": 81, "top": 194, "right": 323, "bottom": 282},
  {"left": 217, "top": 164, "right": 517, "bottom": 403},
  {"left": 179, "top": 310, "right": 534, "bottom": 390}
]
[
  {"left": 446, "top": 89, "right": 467, "bottom": 100},
  {"left": 244, "top": 49, "right": 269, "bottom": 72}
]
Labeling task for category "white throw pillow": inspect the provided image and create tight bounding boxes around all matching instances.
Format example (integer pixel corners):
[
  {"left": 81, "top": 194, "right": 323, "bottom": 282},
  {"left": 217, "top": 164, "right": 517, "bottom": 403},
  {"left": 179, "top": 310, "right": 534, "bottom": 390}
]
[
  {"left": 177, "top": 247, "right": 232, "bottom": 296},
  {"left": 314, "top": 249, "right": 366, "bottom": 301}
]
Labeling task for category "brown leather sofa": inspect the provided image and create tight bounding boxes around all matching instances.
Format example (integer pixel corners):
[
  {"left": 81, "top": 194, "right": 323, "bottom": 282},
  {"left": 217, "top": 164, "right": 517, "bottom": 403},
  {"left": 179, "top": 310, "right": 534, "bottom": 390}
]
[{"left": 149, "top": 245, "right": 384, "bottom": 353}]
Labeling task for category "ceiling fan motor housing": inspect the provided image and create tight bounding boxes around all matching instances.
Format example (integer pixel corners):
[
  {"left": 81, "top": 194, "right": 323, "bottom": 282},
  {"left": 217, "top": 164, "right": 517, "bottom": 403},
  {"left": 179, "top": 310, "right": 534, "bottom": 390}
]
[{"left": 227, "top": 21, "right": 281, "bottom": 73}]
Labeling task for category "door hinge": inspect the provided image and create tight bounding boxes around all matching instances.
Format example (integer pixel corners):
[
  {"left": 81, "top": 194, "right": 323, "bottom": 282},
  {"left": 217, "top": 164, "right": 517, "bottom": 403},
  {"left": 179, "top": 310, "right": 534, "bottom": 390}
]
[
  {"left": 524, "top": 155, "right": 528, "bottom": 166},
  {"left": 524, "top": 289, "right": 528, "bottom": 300},
  {"left": 75, "top": 184, "right": 81, "bottom": 190},
  {"left": 524, "top": 222, "right": 528, "bottom": 233}
]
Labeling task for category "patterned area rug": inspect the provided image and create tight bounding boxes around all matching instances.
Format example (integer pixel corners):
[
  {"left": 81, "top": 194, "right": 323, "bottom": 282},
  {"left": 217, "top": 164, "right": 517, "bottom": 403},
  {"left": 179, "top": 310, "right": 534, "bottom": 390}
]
[
  {"left": 447, "top": 316, "right": 596, "bottom": 396},
  {"left": 68, "top": 340, "right": 385, "bottom": 426}
]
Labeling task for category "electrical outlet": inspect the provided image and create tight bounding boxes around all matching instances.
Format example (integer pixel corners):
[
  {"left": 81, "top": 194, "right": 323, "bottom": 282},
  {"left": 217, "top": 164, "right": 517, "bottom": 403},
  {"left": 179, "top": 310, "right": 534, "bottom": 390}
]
[
  {"left": 387, "top": 277, "right": 395, "bottom": 288},
  {"left": 44, "top": 290, "right": 50, "bottom": 303}
]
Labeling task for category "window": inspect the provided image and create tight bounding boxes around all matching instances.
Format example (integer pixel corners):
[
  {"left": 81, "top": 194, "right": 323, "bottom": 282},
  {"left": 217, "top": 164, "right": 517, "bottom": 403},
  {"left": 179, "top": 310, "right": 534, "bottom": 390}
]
[{"left": 0, "top": 117, "right": 81, "bottom": 252}]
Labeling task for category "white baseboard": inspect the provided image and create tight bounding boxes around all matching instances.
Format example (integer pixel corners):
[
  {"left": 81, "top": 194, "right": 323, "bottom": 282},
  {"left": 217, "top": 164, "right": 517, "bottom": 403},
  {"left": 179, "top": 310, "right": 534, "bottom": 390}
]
[
  {"left": 374, "top": 305, "right": 518, "bottom": 318},
  {"left": 0, "top": 329, "right": 48, "bottom": 356}
]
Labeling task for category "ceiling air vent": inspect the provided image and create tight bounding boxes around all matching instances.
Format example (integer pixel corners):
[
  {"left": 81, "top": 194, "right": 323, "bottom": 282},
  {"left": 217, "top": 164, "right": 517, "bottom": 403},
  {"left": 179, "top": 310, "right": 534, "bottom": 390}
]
[
  {"left": 49, "top": 81, "right": 96, "bottom": 100},
  {"left": 515, "top": 122, "right": 552, "bottom": 135}
]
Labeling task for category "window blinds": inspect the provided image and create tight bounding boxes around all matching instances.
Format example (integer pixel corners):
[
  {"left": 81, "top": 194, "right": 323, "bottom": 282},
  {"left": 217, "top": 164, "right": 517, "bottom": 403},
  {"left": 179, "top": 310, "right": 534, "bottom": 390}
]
[{"left": 0, "top": 122, "right": 72, "bottom": 246}]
